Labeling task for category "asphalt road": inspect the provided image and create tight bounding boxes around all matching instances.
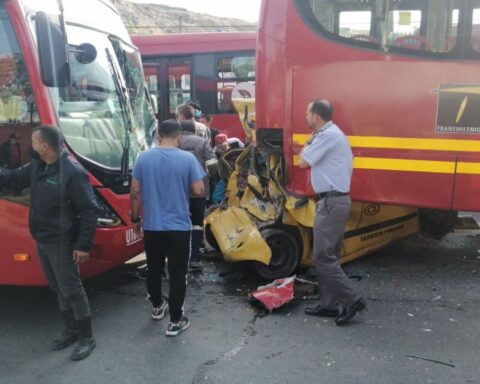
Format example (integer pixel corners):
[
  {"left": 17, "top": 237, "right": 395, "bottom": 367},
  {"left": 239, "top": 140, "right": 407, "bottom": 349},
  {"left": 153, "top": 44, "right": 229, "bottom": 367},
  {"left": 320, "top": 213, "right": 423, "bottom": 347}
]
[{"left": 1, "top": 232, "right": 479, "bottom": 384}]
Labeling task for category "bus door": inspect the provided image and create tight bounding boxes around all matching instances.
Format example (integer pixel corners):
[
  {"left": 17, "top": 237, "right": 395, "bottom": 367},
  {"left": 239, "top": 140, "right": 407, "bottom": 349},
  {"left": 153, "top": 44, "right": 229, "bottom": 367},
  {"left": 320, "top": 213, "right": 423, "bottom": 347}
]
[
  {"left": 166, "top": 57, "right": 192, "bottom": 119},
  {"left": 142, "top": 57, "right": 192, "bottom": 122},
  {"left": 143, "top": 63, "right": 160, "bottom": 120}
]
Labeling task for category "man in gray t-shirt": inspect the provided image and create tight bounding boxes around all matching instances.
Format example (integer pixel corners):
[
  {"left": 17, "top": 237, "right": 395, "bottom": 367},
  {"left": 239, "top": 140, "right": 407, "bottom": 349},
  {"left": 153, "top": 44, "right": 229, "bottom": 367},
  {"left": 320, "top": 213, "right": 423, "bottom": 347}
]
[{"left": 299, "top": 99, "right": 366, "bottom": 326}]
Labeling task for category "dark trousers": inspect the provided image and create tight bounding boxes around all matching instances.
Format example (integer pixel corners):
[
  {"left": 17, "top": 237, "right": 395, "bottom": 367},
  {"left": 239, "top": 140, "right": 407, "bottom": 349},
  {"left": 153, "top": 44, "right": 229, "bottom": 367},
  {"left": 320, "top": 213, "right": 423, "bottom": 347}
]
[
  {"left": 37, "top": 242, "right": 91, "bottom": 320},
  {"left": 313, "top": 195, "right": 360, "bottom": 309},
  {"left": 144, "top": 230, "right": 191, "bottom": 322},
  {"left": 189, "top": 197, "right": 206, "bottom": 262}
]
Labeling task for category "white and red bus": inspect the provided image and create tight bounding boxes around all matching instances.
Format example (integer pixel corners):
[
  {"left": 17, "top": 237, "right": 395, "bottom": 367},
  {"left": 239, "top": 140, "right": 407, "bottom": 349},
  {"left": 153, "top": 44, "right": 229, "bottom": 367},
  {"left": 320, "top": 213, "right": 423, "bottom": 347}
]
[
  {"left": 132, "top": 32, "right": 256, "bottom": 140},
  {"left": 257, "top": 0, "right": 480, "bottom": 235},
  {"left": 0, "top": 0, "right": 156, "bottom": 285}
]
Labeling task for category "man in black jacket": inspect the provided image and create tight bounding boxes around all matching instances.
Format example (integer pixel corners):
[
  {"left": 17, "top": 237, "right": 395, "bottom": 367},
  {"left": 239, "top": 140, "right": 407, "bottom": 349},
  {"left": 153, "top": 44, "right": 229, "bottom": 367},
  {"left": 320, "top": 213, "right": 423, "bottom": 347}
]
[{"left": 0, "top": 125, "right": 99, "bottom": 361}]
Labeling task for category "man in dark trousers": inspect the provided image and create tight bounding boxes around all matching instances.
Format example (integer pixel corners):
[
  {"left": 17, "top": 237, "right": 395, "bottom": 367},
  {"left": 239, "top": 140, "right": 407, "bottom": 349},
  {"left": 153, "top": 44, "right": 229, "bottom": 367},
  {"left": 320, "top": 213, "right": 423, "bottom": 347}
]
[
  {"left": 298, "top": 99, "right": 366, "bottom": 326},
  {"left": 130, "top": 119, "right": 205, "bottom": 336},
  {"left": 0, "top": 125, "right": 99, "bottom": 359},
  {"left": 179, "top": 119, "right": 217, "bottom": 270}
]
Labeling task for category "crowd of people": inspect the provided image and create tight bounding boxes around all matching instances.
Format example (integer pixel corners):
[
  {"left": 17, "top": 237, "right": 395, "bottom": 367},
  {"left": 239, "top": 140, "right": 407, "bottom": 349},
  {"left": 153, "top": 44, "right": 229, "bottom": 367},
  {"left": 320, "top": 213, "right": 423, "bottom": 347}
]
[{"left": 0, "top": 97, "right": 365, "bottom": 363}]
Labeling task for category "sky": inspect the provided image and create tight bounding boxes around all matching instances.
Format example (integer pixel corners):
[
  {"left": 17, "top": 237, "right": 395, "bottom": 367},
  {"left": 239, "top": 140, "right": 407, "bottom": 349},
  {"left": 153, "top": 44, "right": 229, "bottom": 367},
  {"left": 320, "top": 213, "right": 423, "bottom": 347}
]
[{"left": 129, "top": 0, "right": 261, "bottom": 23}]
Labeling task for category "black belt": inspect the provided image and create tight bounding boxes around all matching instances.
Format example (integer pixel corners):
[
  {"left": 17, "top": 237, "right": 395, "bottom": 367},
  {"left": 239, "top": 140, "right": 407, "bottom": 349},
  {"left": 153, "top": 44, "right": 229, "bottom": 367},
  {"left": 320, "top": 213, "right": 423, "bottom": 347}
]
[{"left": 315, "top": 191, "right": 349, "bottom": 201}]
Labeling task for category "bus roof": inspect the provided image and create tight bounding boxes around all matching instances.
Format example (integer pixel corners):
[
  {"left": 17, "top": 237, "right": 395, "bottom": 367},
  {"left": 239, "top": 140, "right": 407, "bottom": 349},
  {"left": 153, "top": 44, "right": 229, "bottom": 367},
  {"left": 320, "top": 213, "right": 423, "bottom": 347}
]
[{"left": 132, "top": 32, "right": 256, "bottom": 56}]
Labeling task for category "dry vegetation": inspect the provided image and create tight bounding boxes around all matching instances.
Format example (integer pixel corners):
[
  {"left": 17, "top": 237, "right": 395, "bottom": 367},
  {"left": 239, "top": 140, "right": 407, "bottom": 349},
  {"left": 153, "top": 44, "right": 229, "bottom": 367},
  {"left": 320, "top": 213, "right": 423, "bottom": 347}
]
[{"left": 115, "top": 0, "right": 257, "bottom": 35}]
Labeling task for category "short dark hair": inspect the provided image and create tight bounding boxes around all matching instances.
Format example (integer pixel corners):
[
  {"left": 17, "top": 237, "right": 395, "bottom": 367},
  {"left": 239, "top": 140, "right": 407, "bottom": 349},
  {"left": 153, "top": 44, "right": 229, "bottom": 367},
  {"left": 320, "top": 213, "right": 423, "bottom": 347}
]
[
  {"left": 186, "top": 99, "right": 202, "bottom": 111},
  {"left": 200, "top": 113, "right": 212, "bottom": 123},
  {"left": 158, "top": 119, "right": 182, "bottom": 138},
  {"left": 32, "top": 125, "right": 64, "bottom": 152},
  {"left": 310, "top": 99, "right": 333, "bottom": 121},
  {"left": 177, "top": 104, "right": 194, "bottom": 120},
  {"left": 180, "top": 119, "right": 196, "bottom": 134}
]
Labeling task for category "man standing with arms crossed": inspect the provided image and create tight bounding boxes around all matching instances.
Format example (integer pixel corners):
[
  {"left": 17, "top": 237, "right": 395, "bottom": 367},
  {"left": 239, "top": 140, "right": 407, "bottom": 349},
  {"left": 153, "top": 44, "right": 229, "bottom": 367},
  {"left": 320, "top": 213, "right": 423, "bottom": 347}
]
[
  {"left": 130, "top": 119, "right": 205, "bottom": 336},
  {"left": 298, "top": 99, "right": 366, "bottom": 326},
  {"left": 0, "top": 125, "right": 99, "bottom": 360}
]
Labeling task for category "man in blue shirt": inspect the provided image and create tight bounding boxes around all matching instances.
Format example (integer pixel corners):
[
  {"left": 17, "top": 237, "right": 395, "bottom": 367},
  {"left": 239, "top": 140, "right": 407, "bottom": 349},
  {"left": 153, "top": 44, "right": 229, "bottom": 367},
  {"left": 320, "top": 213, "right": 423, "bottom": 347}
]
[
  {"left": 130, "top": 119, "right": 205, "bottom": 336},
  {"left": 299, "top": 99, "right": 366, "bottom": 326}
]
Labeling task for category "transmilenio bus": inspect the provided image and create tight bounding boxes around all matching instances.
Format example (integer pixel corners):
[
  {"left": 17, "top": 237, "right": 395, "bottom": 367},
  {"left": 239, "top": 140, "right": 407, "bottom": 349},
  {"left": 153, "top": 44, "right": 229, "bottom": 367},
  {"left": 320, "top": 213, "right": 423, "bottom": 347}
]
[
  {"left": 132, "top": 32, "right": 256, "bottom": 140},
  {"left": 256, "top": 0, "right": 480, "bottom": 236},
  {"left": 0, "top": 0, "right": 156, "bottom": 285}
]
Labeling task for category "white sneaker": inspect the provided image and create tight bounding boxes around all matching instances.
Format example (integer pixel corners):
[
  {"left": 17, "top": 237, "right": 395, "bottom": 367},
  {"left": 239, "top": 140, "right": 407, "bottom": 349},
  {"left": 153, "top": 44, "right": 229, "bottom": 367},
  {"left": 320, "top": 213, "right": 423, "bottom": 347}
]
[
  {"left": 152, "top": 298, "right": 168, "bottom": 320},
  {"left": 165, "top": 316, "right": 190, "bottom": 336}
]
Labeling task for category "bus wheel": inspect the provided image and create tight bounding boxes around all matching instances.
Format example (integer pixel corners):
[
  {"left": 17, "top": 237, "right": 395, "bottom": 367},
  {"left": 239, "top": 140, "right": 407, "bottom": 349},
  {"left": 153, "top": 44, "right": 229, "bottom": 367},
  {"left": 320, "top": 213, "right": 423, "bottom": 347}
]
[
  {"left": 253, "top": 228, "right": 300, "bottom": 280},
  {"left": 419, "top": 209, "right": 458, "bottom": 239}
]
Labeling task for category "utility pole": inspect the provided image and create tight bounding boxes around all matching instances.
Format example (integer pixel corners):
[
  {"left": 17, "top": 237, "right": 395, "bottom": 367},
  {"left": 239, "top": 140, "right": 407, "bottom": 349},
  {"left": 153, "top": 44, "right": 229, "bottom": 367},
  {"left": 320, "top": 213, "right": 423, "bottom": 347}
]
[{"left": 179, "top": 16, "right": 182, "bottom": 33}]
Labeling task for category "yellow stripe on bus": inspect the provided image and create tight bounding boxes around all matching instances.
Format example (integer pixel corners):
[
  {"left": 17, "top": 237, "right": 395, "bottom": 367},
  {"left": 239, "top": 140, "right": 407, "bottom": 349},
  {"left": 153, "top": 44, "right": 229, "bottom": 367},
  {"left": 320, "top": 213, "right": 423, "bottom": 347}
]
[
  {"left": 292, "top": 155, "right": 480, "bottom": 175},
  {"left": 457, "top": 162, "right": 480, "bottom": 174},
  {"left": 292, "top": 134, "right": 480, "bottom": 152},
  {"left": 353, "top": 157, "right": 455, "bottom": 174}
]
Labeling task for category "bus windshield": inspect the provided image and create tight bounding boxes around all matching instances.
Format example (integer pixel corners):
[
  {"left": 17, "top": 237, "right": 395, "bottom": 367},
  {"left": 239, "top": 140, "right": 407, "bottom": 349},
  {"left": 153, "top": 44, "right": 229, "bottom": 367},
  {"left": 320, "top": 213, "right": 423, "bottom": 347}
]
[{"left": 50, "top": 25, "right": 151, "bottom": 169}]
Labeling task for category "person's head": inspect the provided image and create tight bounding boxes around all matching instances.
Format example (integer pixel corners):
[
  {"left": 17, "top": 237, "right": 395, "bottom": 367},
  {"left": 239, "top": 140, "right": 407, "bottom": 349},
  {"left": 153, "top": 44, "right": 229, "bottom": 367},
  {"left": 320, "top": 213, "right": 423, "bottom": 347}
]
[
  {"left": 186, "top": 99, "right": 201, "bottom": 111},
  {"left": 176, "top": 104, "right": 195, "bottom": 121},
  {"left": 157, "top": 119, "right": 182, "bottom": 147},
  {"left": 214, "top": 133, "right": 229, "bottom": 153},
  {"left": 31, "top": 125, "right": 63, "bottom": 161},
  {"left": 180, "top": 119, "right": 196, "bottom": 134},
  {"left": 9, "top": 133, "right": 20, "bottom": 145},
  {"left": 199, "top": 113, "right": 212, "bottom": 127},
  {"left": 186, "top": 99, "right": 202, "bottom": 120},
  {"left": 306, "top": 99, "right": 333, "bottom": 130},
  {"left": 247, "top": 113, "right": 256, "bottom": 129}
]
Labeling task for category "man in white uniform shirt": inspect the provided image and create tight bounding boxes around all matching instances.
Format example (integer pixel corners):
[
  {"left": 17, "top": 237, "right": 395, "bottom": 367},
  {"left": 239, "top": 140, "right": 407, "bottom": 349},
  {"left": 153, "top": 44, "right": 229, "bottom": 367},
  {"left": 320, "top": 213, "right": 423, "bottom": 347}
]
[{"left": 299, "top": 99, "right": 366, "bottom": 326}]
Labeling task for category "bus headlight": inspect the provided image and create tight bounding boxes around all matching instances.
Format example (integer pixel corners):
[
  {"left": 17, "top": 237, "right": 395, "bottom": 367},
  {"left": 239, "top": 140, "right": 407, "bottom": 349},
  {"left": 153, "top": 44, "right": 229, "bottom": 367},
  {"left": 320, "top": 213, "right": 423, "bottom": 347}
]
[{"left": 94, "top": 191, "right": 123, "bottom": 227}]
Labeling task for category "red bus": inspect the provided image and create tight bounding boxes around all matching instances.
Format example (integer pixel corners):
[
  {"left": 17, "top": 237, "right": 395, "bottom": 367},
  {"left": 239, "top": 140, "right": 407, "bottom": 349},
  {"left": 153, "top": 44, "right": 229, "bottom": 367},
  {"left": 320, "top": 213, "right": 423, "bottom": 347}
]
[
  {"left": 0, "top": 0, "right": 156, "bottom": 285},
  {"left": 257, "top": 0, "right": 480, "bottom": 234},
  {"left": 132, "top": 32, "right": 256, "bottom": 140}
]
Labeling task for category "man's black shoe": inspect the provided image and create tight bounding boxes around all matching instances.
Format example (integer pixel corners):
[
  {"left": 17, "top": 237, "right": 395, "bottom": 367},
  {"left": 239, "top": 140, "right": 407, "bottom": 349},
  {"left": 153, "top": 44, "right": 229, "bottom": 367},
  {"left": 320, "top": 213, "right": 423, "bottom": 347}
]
[
  {"left": 70, "top": 317, "right": 95, "bottom": 361},
  {"left": 335, "top": 298, "right": 366, "bottom": 326},
  {"left": 51, "top": 309, "right": 78, "bottom": 351},
  {"left": 304, "top": 305, "right": 339, "bottom": 317}
]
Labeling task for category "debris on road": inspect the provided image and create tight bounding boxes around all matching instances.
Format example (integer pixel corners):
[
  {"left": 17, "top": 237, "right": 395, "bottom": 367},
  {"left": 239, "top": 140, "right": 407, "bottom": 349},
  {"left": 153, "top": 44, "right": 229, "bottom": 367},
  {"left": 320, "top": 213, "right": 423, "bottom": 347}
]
[
  {"left": 406, "top": 354, "right": 455, "bottom": 368},
  {"left": 249, "top": 276, "right": 318, "bottom": 311}
]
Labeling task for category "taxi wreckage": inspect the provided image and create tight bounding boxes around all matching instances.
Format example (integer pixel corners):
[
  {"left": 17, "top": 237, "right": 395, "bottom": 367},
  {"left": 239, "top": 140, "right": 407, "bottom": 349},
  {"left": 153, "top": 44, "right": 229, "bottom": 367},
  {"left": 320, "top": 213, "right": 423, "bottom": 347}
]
[{"left": 205, "top": 98, "right": 420, "bottom": 280}]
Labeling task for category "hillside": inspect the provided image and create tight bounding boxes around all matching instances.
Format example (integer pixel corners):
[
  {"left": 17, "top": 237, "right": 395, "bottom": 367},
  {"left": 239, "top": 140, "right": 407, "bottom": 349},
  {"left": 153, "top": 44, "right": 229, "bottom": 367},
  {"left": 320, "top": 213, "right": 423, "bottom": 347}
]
[{"left": 115, "top": 0, "right": 257, "bottom": 35}]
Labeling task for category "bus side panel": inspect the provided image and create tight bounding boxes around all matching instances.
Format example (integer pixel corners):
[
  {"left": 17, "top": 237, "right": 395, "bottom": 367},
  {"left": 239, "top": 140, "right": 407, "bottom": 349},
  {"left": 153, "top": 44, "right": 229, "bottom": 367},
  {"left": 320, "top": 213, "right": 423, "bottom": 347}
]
[
  {"left": 260, "top": 0, "right": 480, "bottom": 211},
  {"left": 0, "top": 202, "right": 46, "bottom": 286}
]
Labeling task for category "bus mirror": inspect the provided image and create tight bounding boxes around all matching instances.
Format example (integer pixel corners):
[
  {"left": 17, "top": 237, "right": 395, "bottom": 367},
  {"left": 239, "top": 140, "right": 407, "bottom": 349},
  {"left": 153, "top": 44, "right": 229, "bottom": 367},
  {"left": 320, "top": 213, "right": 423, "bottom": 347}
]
[
  {"left": 74, "top": 43, "right": 97, "bottom": 64},
  {"left": 35, "top": 11, "right": 70, "bottom": 87}
]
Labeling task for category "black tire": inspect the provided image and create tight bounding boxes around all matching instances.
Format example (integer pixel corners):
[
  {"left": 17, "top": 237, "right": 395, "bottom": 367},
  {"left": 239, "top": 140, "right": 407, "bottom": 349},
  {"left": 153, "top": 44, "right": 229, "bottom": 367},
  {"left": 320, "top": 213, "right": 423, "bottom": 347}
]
[
  {"left": 204, "top": 223, "right": 220, "bottom": 252},
  {"left": 253, "top": 227, "right": 300, "bottom": 280},
  {"left": 419, "top": 209, "right": 458, "bottom": 239}
]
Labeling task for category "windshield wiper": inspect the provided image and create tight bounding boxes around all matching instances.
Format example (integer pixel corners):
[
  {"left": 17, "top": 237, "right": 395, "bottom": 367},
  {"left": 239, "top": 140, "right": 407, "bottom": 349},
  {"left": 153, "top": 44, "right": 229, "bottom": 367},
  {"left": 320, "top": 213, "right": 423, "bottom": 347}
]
[{"left": 105, "top": 48, "right": 131, "bottom": 186}]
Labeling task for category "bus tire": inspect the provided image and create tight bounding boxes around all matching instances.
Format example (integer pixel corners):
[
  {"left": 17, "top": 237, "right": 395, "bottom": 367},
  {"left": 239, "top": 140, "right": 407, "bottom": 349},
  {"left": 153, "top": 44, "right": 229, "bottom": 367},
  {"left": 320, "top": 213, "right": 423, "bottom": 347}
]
[
  {"left": 253, "top": 227, "right": 300, "bottom": 280},
  {"left": 419, "top": 209, "right": 458, "bottom": 239}
]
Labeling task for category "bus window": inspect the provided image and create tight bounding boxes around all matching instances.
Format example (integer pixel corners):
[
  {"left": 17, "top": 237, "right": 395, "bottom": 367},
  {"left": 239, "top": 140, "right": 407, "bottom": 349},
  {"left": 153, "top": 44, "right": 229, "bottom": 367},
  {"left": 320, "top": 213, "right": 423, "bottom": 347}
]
[
  {"left": 299, "top": 0, "right": 467, "bottom": 57},
  {"left": 472, "top": 8, "right": 480, "bottom": 52},
  {"left": 339, "top": 11, "right": 373, "bottom": 41},
  {"left": 216, "top": 55, "right": 255, "bottom": 113},
  {"left": 388, "top": 10, "right": 424, "bottom": 49},
  {"left": 0, "top": 6, "right": 39, "bottom": 175},
  {"left": 167, "top": 60, "right": 191, "bottom": 116}
]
